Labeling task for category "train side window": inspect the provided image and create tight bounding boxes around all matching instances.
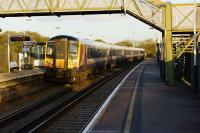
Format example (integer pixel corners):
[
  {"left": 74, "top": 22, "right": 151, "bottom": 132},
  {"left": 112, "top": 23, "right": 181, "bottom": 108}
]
[
  {"left": 87, "top": 48, "right": 90, "bottom": 59},
  {"left": 110, "top": 50, "right": 115, "bottom": 56},
  {"left": 69, "top": 41, "right": 78, "bottom": 60},
  {"left": 133, "top": 50, "right": 139, "bottom": 55},
  {"left": 125, "top": 50, "right": 131, "bottom": 55},
  {"left": 87, "top": 48, "right": 94, "bottom": 59},
  {"left": 88, "top": 47, "right": 107, "bottom": 58},
  {"left": 94, "top": 48, "right": 99, "bottom": 58},
  {"left": 116, "top": 50, "right": 122, "bottom": 56}
]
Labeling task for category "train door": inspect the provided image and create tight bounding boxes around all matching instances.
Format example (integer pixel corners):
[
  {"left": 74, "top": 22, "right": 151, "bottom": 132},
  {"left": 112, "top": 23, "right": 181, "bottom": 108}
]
[
  {"left": 68, "top": 40, "right": 79, "bottom": 69},
  {"left": 55, "top": 39, "right": 67, "bottom": 69}
]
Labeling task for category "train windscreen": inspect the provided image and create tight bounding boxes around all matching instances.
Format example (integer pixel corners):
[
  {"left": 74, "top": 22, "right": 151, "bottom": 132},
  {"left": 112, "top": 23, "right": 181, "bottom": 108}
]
[
  {"left": 46, "top": 41, "right": 54, "bottom": 58},
  {"left": 69, "top": 41, "right": 78, "bottom": 60}
]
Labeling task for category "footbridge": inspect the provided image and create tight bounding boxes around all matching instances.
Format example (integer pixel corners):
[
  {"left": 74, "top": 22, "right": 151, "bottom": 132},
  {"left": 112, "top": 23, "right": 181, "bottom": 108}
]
[{"left": 0, "top": 0, "right": 200, "bottom": 85}]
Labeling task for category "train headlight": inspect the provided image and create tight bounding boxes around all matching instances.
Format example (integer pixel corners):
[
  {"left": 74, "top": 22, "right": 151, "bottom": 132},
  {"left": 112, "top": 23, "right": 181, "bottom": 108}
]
[
  {"left": 69, "top": 61, "right": 73, "bottom": 65},
  {"left": 50, "top": 60, "right": 53, "bottom": 65}
]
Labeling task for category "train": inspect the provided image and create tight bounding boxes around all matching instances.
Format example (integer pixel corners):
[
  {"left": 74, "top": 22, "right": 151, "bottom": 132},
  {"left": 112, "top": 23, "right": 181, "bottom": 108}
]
[
  {"left": 45, "top": 35, "right": 145, "bottom": 83},
  {"left": 32, "top": 42, "right": 46, "bottom": 68},
  {"left": 21, "top": 41, "right": 46, "bottom": 70}
]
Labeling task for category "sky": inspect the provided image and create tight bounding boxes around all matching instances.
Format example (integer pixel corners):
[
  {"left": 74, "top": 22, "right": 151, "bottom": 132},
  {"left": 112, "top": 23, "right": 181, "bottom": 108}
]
[{"left": 0, "top": 0, "right": 199, "bottom": 43}]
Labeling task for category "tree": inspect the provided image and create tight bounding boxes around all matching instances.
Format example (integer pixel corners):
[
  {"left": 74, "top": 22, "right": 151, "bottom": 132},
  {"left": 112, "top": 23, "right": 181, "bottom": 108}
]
[
  {"left": 115, "top": 40, "right": 134, "bottom": 47},
  {"left": 95, "top": 39, "right": 106, "bottom": 43},
  {"left": 136, "top": 39, "right": 156, "bottom": 57}
]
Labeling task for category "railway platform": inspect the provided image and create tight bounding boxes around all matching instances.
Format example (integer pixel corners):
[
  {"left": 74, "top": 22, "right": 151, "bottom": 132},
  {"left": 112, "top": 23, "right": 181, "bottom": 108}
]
[
  {"left": 0, "top": 69, "right": 44, "bottom": 83},
  {"left": 83, "top": 59, "right": 200, "bottom": 133},
  {"left": 0, "top": 69, "right": 45, "bottom": 103}
]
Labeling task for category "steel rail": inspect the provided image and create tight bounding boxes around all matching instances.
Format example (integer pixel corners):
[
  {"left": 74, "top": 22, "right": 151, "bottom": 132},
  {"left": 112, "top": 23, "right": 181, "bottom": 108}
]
[{"left": 0, "top": 86, "right": 70, "bottom": 127}]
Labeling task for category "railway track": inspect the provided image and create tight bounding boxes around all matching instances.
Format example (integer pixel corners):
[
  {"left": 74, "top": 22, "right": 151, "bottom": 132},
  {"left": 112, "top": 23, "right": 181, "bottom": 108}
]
[
  {"left": 0, "top": 83, "right": 69, "bottom": 117},
  {"left": 0, "top": 62, "right": 140, "bottom": 133}
]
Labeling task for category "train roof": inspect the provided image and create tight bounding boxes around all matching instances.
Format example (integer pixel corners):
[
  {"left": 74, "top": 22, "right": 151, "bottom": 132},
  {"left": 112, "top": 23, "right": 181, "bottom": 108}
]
[
  {"left": 49, "top": 35, "right": 78, "bottom": 41},
  {"left": 79, "top": 38, "right": 110, "bottom": 49},
  {"left": 79, "top": 38, "right": 144, "bottom": 51},
  {"left": 49, "top": 35, "right": 144, "bottom": 51}
]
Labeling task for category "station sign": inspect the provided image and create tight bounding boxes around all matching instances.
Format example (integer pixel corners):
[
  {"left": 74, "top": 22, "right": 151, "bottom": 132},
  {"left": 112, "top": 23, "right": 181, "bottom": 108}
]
[
  {"left": 36, "top": 42, "right": 46, "bottom": 46},
  {"left": 23, "top": 41, "right": 37, "bottom": 46},
  {"left": 10, "top": 35, "right": 30, "bottom": 42}
]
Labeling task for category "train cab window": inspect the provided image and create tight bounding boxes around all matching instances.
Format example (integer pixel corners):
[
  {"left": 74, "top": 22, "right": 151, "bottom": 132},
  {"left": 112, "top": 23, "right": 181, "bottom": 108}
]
[
  {"left": 69, "top": 41, "right": 78, "bottom": 60},
  {"left": 46, "top": 42, "right": 54, "bottom": 57}
]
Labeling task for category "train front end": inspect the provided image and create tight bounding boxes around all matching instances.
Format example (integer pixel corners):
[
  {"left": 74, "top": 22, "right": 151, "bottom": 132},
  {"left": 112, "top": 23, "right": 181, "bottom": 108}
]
[
  {"left": 45, "top": 39, "right": 67, "bottom": 82},
  {"left": 45, "top": 36, "right": 79, "bottom": 83}
]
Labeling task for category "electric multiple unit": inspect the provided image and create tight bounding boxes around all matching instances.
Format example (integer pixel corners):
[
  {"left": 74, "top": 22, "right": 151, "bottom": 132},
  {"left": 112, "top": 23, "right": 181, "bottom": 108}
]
[{"left": 45, "top": 35, "right": 145, "bottom": 83}]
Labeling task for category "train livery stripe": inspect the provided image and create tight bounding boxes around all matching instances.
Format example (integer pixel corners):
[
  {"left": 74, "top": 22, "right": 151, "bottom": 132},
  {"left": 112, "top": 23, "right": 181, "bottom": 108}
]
[{"left": 78, "top": 43, "right": 82, "bottom": 67}]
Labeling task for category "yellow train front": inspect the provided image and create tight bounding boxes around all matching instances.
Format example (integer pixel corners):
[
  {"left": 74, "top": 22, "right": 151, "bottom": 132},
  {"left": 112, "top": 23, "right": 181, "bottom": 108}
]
[{"left": 45, "top": 35, "right": 81, "bottom": 83}]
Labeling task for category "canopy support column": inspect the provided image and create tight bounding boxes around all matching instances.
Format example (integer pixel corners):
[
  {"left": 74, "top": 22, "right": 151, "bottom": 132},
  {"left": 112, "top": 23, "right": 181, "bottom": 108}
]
[{"left": 165, "top": 3, "right": 175, "bottom": 85}]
